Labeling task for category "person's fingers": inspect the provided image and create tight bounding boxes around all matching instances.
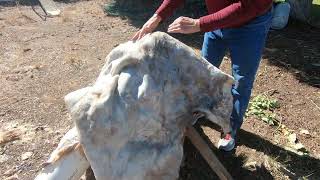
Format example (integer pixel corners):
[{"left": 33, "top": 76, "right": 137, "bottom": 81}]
[
  {"left": 131, "top": 30, "right": 141, "bottom": 41},
  {"left": 132, "top": 14, "right": 162, "bottom": 41},
  {"left": 170, "top": 20, "right": 182, "bottom": 28},
  {"left": 168, "top": 21, "right": 191, "bottom": 33},
  {"left": 169, "top": 18, "right": 193, "bottom": 30},
  {"left": 169, "top": 17, "right": 183, "bottom": 28},
  {"left": 132, "top": 27, "right": 148, "bottom": 41},
  {"left": 169, "top": 26, "right": 195, "bottom": 34},
  {"left": 168, "top": 23, "right": 181, "bottom": 31},
  {"left": 170, "top": 19, "right": 186, "bottom": 28},
  {"left": 138, "top": 29, "right": 148, "bottom": 40},
  {"left": 168, "top": 27, "right": 182, "bottom": 33},
  {"left": 137, "top": 32, "right": 144, "bottom": 40},
  {"left": 168, "top": 16, "right": 199, "bottom": 34},
  {"left": 168, "top": 22, "right": 175, "bottom": 28},
  {"left": 168, "top": 29, "right": 182, "bottom": 33},
  {"left": 168, "top": 25, "right": 180, "bottom": 31}
]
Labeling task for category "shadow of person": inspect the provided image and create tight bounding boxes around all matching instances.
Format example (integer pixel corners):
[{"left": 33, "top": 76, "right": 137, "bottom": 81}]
[
  {"left": 0, "top": 0, "right": 38, "bottom": 7},
  {"left": 0, "top": 0, "right": 84, "bottom": 7},
  {"left": 189, "top": 119, "right": 320, "bottom": 179}
]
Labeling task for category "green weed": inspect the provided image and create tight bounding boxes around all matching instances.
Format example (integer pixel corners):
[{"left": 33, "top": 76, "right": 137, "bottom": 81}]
[{"left": 246, "top": 95, "right": 280, "bottom": 125}]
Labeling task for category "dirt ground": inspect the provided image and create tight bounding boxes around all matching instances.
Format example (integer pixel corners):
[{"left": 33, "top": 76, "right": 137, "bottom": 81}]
[{"left": 0, "top": 1, "right": 319, "bottom": 180}]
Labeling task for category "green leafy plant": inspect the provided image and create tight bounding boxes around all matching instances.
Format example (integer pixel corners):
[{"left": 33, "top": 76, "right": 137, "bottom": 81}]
[{"left": 246, "top": 95, "right": 280, "bottom": 125}]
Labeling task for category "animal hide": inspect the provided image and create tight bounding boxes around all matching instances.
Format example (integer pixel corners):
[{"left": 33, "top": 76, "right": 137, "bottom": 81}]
[{"left": 61, "top": 32, "right": 233, "bottom": 180}]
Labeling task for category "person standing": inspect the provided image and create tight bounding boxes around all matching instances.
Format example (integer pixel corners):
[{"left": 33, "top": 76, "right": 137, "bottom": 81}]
[{"left": 133, "top": 0, "right": 273, "bottom": 151}]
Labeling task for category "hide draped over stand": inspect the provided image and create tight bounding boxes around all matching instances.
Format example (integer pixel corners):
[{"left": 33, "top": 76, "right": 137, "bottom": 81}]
[{"left": 35, "top": 32, "right": 234, "bottom": 180}]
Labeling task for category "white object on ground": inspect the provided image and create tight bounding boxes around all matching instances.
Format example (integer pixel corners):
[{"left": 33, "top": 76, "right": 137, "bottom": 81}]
[
  {"left": 34, "top": 127, "right": 89, "bottom": 180},
  {"left": 21, "top": 152, "right": 33, "bottom": 160},
  {"left": 38, "top": 0, "right": 61, "bottom": 16}
]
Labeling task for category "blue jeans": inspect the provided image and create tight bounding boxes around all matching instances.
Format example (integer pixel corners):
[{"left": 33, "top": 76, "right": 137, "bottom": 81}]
[{"left": 202, "top": 10, "right": 272, "bottom": 136}]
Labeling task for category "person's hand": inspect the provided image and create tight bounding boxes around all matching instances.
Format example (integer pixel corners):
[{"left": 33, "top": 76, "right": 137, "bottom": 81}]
[
  {"left": 132, "top": 14, "right": 162, "bottom": 41},
  {"left": 168, "top": 16, "right": 200, "bottom": 34}
]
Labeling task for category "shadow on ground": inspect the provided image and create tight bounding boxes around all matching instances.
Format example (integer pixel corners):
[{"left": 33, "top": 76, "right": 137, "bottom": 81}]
[
  {"left": 0, "top": 0, "right": 82, "bottom": 7},
  {"left": 0, "top": 0, "right": 39, "bottom": 7},
  {"left": 180, "top": 119, "right": 320, "bottom": 179},
  {"left": 0, "top": 0, "right": 88, "bottom": 21}
]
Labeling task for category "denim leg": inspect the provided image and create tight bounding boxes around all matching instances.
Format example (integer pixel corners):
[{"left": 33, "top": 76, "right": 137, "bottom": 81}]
[
  {"left": 225, "top": 11, "right": 272, "bottom": 136},
  {"left": 201, "top": 31, "right": 227, "bottom": 68}
]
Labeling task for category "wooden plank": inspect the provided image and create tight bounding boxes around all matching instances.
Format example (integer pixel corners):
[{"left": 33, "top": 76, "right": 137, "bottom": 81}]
[
  {"left": 185, "top": 125, "right": 233, "bottom": 180},
  {"left": 38, "top": 0, "right": 60, "bottom": 16}
]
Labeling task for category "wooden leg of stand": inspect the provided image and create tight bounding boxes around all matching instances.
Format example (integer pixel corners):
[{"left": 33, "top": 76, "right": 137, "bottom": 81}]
[{"left": 185, "top": 125, "right": 233, "bottom": 180}]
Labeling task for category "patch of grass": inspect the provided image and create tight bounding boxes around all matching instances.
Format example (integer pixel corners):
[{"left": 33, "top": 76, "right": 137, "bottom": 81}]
[
  {"left": 246, "top": 95, "right": 280, "bottom": 125},
  {"left": 247, "top": 95, "right": 311, "bottom": 156}
]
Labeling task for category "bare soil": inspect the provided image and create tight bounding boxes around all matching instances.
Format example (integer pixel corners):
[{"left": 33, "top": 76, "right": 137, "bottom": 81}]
[{"left": 0, "top": 1, "right": 319, "bottom": 180}]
